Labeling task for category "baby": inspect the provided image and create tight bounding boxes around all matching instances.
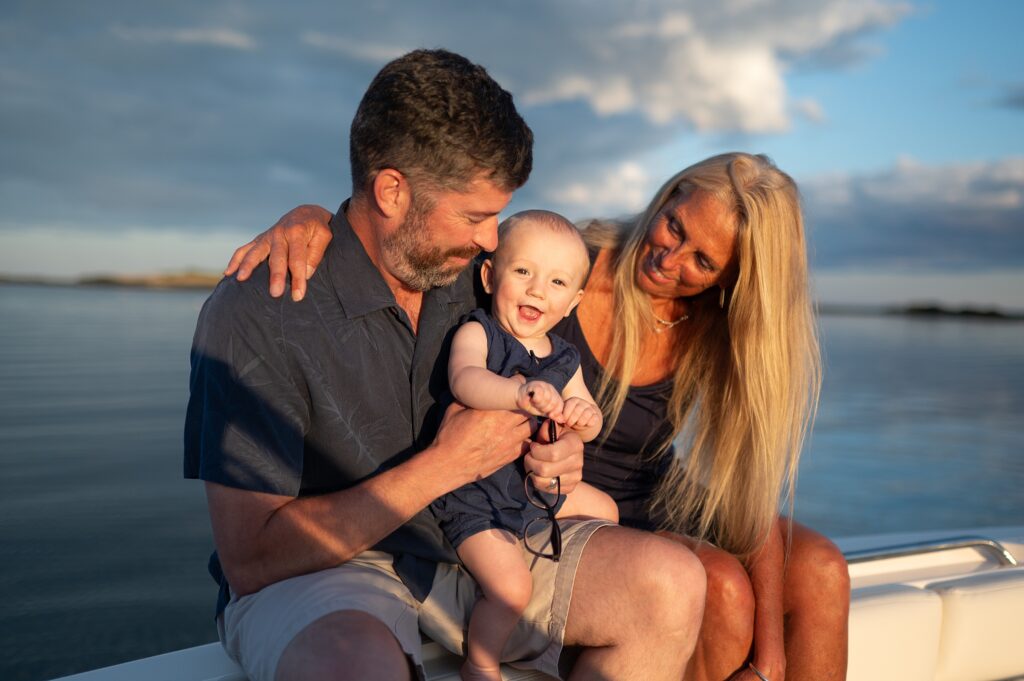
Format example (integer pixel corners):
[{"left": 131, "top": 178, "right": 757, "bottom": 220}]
[{"left": 432, "top": 210, "right": 619, "bottom": 681}]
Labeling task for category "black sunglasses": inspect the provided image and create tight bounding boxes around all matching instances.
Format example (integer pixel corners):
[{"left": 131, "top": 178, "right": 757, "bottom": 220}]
[{"left": 523, "top": 419, "right": 562, "bottom": 562}]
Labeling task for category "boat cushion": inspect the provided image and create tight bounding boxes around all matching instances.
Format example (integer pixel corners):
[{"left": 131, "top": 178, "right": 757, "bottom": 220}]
[
  {"left": 928, "top": 567, "right": 1024, "bottom": 681},
  {"left": 847, "top": 583, "right": 942, "bottom": 681}
]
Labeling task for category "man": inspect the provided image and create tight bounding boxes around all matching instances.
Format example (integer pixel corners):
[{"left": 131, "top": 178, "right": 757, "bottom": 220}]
[{"left": 185, "top": 49, "right": 705, "bottom": 681}]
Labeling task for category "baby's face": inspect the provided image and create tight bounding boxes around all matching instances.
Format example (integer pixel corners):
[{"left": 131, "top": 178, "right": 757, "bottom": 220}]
[{"left": 481, "top": 221, "right": 588, "bottom": 342}]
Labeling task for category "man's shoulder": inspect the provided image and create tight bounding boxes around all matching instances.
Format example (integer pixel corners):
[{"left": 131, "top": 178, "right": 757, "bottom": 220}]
[{"left": 202, "top": 263, "right": 282, "bottom": 321}]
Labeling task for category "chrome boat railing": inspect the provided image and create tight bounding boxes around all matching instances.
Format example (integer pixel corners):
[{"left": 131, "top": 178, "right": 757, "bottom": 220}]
[{"left": 844, "top": 535, "right": 1019, "bottom": 567}]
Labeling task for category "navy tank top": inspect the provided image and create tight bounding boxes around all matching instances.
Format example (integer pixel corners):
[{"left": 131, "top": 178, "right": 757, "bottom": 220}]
[{"left": 551, "top": 307, "right": 675, "bottom": 531}]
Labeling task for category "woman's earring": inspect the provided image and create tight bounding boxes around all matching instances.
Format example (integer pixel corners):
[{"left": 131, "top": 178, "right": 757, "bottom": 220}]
[{"left": 719, "top": 287, "right": 726, "bottom": 309}]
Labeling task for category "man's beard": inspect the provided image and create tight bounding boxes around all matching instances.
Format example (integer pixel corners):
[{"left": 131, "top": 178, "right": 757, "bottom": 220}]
[{"left": 382, "top": 198, "right": 480, "bottom": 291}]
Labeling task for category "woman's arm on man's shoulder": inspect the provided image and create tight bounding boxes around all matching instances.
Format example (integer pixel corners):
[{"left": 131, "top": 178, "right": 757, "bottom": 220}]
[{"left": 225, "top": 204, "right": 334, "bottom": 301}]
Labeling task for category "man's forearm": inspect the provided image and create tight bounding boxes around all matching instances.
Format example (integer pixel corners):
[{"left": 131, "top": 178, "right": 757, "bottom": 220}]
[{"left": 210, "top": 443, "right": 456, "bottom": 596}]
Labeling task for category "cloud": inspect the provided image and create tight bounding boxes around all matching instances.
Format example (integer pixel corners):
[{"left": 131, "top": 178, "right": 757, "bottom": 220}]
[
  {"left": 544, "top": 162, "right": 654, "bottom": 217},
  {"left": 793, "top": 98, "right": 826, "bottom": 124},
  {"left": 111, "top": 26, "right": 256, "bottom": 50},
  {"left": 804, "top": 157, "right": 1024, "bottom": 270},
  {"left": 0, "top": 0, "right": 911, "bottom": 244},
  {"left": 994, "top": 83, "right": 1024, "bottom": 110},
  {"left": 300, "top": 32, "right": 407, "bottom": 62},
  {"left": 506, "top": 1, "right": 911, "bottom": 132}
]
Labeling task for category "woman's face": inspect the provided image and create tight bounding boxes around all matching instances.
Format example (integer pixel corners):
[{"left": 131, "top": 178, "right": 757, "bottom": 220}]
[{"left": 636, "top": 188, "right": 738, "bottom": 300}]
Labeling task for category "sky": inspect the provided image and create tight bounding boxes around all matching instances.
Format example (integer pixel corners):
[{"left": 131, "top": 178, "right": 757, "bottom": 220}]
[{"left": 2, "top": 0, "right": 1022, "bottom": 310}]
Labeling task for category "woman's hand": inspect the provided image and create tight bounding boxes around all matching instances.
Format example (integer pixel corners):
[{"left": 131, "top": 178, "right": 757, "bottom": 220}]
[
  {"left": 224, "top": 204, "right": 334, "bottom": 301},
  {"left": 728, "top": 661, "right": 782, "bottom": 681}
]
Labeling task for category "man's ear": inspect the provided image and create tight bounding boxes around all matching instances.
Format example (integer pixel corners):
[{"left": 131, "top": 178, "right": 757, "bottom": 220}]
[
  {"left": 480, "top": 259, "right": 494, "bottom": 294},
  {"left": 564, "top": 289, "right": 584, "bottom": 317},
  {"left": 371, "top": 168, "right": 408, "bottom": 219}
]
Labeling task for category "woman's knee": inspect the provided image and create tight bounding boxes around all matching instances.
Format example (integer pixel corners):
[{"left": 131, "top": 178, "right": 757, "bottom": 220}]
[
  {"left": 786, "top": 525, "right": 851, "bottom": 609},
  {"left": 699, "top": 546, "right": 756, "bottom": 636}
]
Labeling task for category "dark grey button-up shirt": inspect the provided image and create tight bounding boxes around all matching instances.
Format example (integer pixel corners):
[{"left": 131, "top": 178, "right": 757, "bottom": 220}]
[{"left": 184, "top": 203, "right": 475, "bottom": 609}]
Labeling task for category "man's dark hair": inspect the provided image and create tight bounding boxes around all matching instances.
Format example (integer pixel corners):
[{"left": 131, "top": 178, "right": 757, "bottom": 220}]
[{"left": 349, "top": 49, "right": 533, "bottom": 196}]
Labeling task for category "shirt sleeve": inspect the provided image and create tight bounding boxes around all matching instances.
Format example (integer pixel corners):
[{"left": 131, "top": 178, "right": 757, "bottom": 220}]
[{"left": 183, "top": 276, "right": 309, "bottom": 497}]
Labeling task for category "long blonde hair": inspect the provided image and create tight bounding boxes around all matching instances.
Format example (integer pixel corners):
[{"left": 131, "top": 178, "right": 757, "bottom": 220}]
[{"left": 583, "top": 153, "right": 821, "bottom": 562}]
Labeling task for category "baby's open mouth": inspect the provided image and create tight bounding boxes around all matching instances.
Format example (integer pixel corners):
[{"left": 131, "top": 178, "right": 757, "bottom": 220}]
[{"left": 518, "top": 305, "right": 542, "bottom": 321}]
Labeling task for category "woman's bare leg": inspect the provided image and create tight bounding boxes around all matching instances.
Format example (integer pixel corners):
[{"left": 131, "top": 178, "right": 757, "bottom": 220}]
[
  {"left": 779, "top": 519, "right": 850, "bottom": 681},
  {"left": 662, "top": 518, "right": 850, "bottom": 681}
]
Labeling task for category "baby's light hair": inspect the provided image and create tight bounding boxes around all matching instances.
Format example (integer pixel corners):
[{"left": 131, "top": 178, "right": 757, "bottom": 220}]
[{"left": 495, "top": 209, "right": 591, "bottom": 280}]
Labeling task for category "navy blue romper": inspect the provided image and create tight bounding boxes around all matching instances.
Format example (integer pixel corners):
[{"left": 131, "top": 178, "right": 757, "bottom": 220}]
[{"left": 431, "top": 308, "right": 580, "bottom": 549}]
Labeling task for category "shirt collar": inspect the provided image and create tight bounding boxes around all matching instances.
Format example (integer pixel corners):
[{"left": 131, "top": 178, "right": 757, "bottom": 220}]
[{"left": 324, "top": 201, "right": 477, "bottom": 319}]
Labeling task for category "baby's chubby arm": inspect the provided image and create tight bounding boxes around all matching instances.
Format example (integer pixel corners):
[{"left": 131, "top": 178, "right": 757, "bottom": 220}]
[
  {"left": 560, "top": 367, "right": 603, "bottom": 442},
  {"left": 448, "top": 322, "right": 566, "bottom": 417},
  {"left": 448, "top": 322, "right": 526, "bottom": 411}
]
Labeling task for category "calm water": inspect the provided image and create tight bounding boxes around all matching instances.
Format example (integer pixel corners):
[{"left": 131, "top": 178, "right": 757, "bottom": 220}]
[{"left": 1, "top": 284, "right": 1022, "bottom": 681}]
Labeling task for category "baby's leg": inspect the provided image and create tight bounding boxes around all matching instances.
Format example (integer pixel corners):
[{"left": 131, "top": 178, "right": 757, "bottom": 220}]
[
  {"left": 457, "top": 529, "right": 534, "bottom": 681},
  {"left": 557, "top": 481, "right": 619, "bottom": 523}
]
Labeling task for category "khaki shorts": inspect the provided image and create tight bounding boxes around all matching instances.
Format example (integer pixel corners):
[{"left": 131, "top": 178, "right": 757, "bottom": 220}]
[{"left": 218, "top": 519, "right": 612, "bottom": 681}]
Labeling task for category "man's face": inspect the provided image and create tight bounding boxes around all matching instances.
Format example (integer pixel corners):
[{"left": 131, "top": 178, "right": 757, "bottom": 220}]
[{"left": 383, "top": 176, "right": 511, "bottom": 290}]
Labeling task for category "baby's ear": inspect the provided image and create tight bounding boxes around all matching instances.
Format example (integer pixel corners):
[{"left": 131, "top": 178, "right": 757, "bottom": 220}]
[
  {"left": 480, "top": 259, "right": 494, "bottom": 294},
  {"left": 564, "top": 288, "right": 584, "bottom": 317}
]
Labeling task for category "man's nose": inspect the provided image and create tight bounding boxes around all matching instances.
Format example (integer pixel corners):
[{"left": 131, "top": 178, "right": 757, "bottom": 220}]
[{"left": 474, "top": 218, "right": 499, "bottom": 253}]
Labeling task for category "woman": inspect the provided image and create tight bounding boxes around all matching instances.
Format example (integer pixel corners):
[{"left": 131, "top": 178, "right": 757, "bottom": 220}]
[{"left": 226, "top": 152, "right": 851, "bottom": 681}]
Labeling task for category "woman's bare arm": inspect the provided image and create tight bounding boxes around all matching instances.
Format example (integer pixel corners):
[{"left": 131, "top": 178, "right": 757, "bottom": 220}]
[
  {"left": 745, "top": 520, "right": 787, "bottom": 680},
  {"left": 224, "top": 204, "right": 334, "bottom": 301}
]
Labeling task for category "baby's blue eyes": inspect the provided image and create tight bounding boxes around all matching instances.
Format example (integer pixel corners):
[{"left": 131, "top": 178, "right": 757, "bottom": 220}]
[{"left": 508, "top": 267, "right": 569, "bottom": 286}]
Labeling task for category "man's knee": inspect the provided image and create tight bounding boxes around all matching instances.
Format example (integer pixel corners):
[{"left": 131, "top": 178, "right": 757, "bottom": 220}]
[
  {"left": 636, "top": 535, "right": 707, "bottom": 636},
  {"left": 275, "top": 610, "right": 413, "bottom": 681}
]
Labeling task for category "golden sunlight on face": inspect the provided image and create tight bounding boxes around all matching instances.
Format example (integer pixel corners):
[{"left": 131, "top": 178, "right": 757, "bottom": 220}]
[
  {"left": 636, "top": 188, "right": 739, "bottom": 300},
  {"left": 482, "top": 222, "right": 588, "bottom": 342},
  {"left": 385, "top": 176, "right": 512, "bottom": 290}
]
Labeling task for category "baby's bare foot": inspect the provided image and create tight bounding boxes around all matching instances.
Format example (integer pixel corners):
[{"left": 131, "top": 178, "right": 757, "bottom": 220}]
[{"left": 460, "top": 659, "right": 503, "bottom": 681}]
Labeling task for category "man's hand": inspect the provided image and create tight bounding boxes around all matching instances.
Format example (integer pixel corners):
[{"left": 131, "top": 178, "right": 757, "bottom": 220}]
[
  {"left": 224, "top": 204, "right": 334, "bottom": 301},
  {"left": 524, "top": 421, "right": 584, "bottom": 495},
  {"left": 429, "top": 403, "right": 533, "bottom": 486}
]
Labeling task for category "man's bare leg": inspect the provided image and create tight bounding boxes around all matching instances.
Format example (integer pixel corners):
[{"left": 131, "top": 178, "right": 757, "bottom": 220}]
[
  {"left": 275, "top": 610, "right": 414, "bottom": 681},
  {"left": 563, "top": 526, "right": 706, "bottom": 680},
  {"left": 659, "top": 534, "right": 755, "bottom": 681}
]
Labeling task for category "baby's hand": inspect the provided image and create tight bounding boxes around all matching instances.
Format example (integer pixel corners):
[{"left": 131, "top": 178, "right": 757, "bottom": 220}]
[
  {"left": 517, "top": 380, "right": 564, "bottom": 418},
  {"left": 561, "top": 397, "right": 603, "bottom": 432}
]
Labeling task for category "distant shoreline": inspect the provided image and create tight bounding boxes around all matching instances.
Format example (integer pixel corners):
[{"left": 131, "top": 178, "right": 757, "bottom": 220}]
[
  {"left": 2, "top": 273, "right": 1022, "bottom": 320},
  {"left": 0, "top": 271, "right": 223, "bottom": 291},
  {"left": 816, "top": 303, "right": 1024, "bottom": 321}
]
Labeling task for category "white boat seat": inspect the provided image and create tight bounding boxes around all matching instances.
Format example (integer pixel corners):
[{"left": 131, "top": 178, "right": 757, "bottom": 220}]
[
  {"left": 928, "top": 567, "right": 1024, "bottom": 681},
  {"left": 846, "top": 583, "right": 942, "bottom": 681}
]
